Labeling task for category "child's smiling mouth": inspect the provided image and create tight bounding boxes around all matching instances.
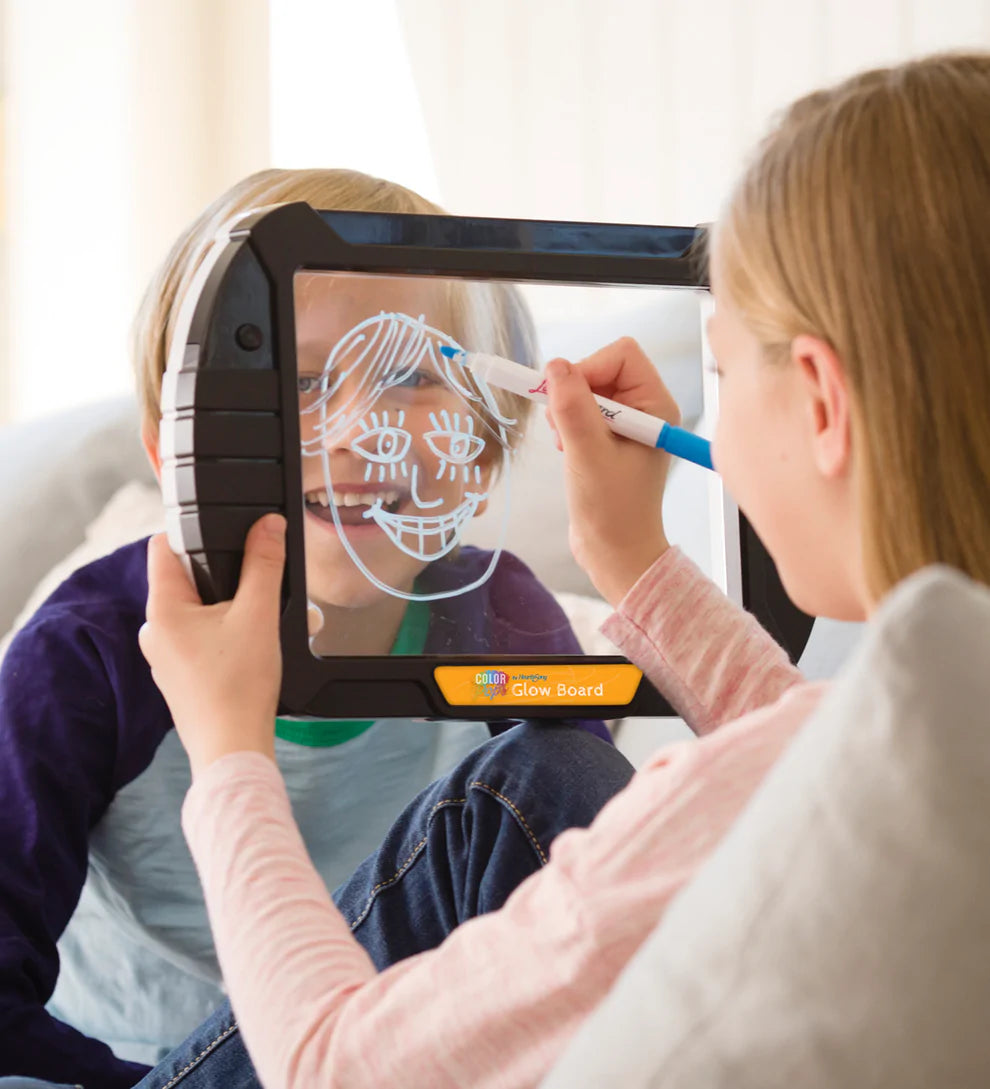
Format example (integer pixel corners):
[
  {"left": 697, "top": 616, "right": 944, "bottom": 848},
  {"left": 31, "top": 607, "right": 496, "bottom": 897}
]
[
  {"left": 304, "top": 484, "right": 404, "bottom": 527},
  {"left": 303, "top": 482, "right": 486, "bottom": 561}
]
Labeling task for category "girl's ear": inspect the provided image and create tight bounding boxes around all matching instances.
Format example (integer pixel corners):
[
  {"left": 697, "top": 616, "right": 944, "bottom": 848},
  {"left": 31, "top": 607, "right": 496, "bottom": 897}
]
[
  {"left": 141, "top": 419, "right": 163, "bottom": 482},
  {"left": 790, "top": 334, "right": 852, "bottom": 479}
]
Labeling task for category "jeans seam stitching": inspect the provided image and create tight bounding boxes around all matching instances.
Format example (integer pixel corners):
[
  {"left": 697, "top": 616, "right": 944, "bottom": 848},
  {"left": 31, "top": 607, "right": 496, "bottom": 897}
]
[
  {"left": 157, "top": 1021, "right": 239, "bottom": 1089},
  {"left": 469, "top": 779, "right": 548, "bottom": 864},
  {"left": 348, "top": 795, "right": 466, "bottom": 931}
]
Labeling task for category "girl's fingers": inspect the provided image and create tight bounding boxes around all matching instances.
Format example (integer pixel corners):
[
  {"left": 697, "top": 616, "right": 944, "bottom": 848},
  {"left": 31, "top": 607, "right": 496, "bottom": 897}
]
[
  {"left": 145, "top": 533, "right": 202, "bottom": 619},
  {"left": 574, "top": 336, "right": 654, "bottom": 385},
  {"left": 544, "top": 359, "right": 612, "bottom": 469},
  {"left": 233, "top": 514, "right": 287, "bottom": 628},
  {"left": 571, "top": 337, "right": 680, "bottom": 423},
  {"left": 307, "top": 601, "right": 325, "bottom": 637},
  {"left": 543, "top": 407, "right": 564, "bottom": 452}
]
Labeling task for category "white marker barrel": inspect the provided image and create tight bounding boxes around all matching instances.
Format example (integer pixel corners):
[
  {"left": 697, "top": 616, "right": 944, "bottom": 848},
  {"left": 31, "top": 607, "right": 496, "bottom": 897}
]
[{"left": 466, "top": 352, "right": 664, "bottom": 446}]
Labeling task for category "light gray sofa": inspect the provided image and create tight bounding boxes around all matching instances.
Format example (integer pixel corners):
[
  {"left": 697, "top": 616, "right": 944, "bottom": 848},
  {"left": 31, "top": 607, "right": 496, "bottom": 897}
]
[{"left": 0, "top": 398, "right": 154, "bottom": 636}]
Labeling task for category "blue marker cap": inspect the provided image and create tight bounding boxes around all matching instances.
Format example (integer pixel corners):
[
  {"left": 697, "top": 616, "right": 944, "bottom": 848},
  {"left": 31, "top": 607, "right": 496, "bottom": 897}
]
[{"left": 656, "top": 423, "right": 713, "bottom": 470}]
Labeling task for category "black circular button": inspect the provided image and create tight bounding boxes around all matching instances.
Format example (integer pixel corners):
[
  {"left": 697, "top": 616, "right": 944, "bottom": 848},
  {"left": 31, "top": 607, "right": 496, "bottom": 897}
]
[{"left": 235, "top": 323, "right": 264, "bottom": 351}]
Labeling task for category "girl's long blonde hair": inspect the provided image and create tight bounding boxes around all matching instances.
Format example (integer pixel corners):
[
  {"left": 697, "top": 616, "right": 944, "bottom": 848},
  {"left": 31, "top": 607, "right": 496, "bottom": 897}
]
[
  {"left": 715, "top": 52, "right": 990, "bottom": 597},
  {"left": 132, "top": 168, "right": 535, "bottom": 455}
]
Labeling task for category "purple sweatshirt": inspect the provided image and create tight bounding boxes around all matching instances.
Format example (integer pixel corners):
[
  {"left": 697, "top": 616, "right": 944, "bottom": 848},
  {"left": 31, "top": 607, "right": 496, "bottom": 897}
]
[{"left": 0, "top": 538, "right": 606, "bottom": 1087}]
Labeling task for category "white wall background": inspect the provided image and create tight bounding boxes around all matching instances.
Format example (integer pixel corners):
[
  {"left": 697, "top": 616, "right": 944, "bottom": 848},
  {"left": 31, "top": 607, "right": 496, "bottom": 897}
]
[
  {"left": 1, "top": 0, "right": 270, "bottom": 423},
  {"left": 1, "top": 0, "right": 989, "bottom": 422},
  {"left": 400, "top": 0, "right": 990, "bottom": 223}
]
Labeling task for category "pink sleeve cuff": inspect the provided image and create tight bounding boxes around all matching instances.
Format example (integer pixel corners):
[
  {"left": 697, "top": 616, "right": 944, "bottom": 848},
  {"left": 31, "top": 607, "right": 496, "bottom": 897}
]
[{"left": 601, "top": 548, "right": 802, "bottom": 734}]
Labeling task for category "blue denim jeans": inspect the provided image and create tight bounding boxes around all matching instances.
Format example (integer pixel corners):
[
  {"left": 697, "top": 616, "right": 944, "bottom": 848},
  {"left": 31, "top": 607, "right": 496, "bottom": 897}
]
[{"left": 132, "top": 722, "right": 633, "bottom": 1088}]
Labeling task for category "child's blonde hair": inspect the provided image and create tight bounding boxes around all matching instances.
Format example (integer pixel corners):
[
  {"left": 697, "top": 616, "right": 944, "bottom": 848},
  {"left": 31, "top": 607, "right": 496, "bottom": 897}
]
[
  {"left": 714, "top": 52, "right": 990, "bottom": 598},
  {"left": 132, "top": 168, "right": 536, "bottom": 455}
]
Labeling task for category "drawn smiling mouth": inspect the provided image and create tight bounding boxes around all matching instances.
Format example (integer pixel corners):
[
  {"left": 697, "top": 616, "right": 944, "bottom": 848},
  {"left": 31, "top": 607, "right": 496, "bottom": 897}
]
[{"left": 363, "top": 493, "right": 485, "bottom": 561}]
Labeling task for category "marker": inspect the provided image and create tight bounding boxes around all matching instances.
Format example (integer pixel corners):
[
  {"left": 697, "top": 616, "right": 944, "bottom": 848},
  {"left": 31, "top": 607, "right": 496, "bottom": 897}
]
[{"left": 439, "top": 346, "right": 714, "bottom": 472}]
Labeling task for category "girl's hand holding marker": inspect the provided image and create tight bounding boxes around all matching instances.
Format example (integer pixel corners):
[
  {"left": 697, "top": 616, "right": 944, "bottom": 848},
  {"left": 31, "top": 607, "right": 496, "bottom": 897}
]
[
  {"left": 442, "top": 338, "right": 709, "bottom": 607},
  {"left": 544, "top": 340, "right": 681, "bottom": 608}
]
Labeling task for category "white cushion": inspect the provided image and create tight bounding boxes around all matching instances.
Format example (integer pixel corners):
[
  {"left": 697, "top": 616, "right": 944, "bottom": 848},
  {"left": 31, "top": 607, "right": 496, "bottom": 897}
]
[
  {"left": 0, "top": 398, "right": 152, "bottom": 635},
  {"left": 543, "top": 565, "right": 990, "bottom": 1089}
]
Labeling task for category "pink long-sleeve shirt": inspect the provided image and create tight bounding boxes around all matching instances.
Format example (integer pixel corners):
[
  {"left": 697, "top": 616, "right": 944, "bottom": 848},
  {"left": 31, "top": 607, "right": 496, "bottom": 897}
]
[{"left": 182, "top": 548, "right": 825, "bottom": 1088}]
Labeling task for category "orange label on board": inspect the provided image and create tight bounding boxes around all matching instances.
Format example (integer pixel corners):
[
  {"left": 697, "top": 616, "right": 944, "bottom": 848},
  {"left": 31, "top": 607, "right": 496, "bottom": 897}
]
[{"left": 434, "top": 664, "right": 642, "bottom": 706}]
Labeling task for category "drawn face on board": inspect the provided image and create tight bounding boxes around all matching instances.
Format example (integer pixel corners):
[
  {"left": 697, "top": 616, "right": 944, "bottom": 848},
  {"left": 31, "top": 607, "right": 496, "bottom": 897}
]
[{"left": 295, "top": 272, "right": 516, "bottom": 608}]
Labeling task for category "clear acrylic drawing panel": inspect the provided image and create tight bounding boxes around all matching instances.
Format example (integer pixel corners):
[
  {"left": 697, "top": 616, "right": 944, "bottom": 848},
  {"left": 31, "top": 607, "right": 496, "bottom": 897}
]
[{"left": 293, "top": 269, "right": 712, "bottom": 659}]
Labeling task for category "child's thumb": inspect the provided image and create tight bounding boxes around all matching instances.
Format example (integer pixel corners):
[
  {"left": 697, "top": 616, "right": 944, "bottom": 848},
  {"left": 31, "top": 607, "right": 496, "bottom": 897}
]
[{"left": 545, "top": 359, "right": 610, "bottom": 467}]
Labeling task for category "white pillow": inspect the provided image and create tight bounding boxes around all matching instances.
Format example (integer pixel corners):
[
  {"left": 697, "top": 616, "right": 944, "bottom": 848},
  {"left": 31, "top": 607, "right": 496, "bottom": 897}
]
[
  {"left": 544, "top": 565, "right": 990, "bottom": 1089},
  {"left": 0, "top": 397, "right": 151, "bottom": 636}
]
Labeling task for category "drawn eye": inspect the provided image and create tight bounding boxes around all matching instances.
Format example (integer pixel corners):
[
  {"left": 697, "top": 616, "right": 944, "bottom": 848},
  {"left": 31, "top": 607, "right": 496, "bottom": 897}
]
[
  {"left": 424, "top": 430, "right": 485, "bottom": 464},
  {"left": 351, "top": 426, "right": 411, "bottom": 464}
]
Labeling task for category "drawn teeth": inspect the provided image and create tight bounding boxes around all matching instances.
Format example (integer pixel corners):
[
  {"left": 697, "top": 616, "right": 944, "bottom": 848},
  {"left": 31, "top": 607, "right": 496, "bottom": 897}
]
[{"left": 370, "top": 497, "right": 480, "bottom": 560}]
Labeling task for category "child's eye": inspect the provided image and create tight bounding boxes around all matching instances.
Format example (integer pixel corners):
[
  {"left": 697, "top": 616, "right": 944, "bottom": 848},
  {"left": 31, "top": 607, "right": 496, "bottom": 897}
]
[
  {"left": 297, "top": 374, "right": 325, "bottom": 396},
  {"left": 393, "top": 369, "right": 440, "bottom": 390}
]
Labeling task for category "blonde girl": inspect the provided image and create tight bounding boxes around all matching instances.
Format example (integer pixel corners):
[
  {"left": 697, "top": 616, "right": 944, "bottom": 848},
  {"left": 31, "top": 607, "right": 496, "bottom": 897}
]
[{"left": 135, "top": 52, "right": 990, "bottom": 1089}]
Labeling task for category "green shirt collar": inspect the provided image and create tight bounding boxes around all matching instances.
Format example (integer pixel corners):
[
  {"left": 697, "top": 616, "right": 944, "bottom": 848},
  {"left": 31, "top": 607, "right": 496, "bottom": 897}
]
[{"left": 275, "top": 597, "right": 431, "bottom": 747}]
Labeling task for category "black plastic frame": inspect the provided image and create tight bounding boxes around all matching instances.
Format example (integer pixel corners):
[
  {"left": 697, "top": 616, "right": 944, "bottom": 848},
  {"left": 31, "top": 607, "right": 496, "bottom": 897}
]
[{"left": 161, "top": 202, "right": 813, "bottom": 719}]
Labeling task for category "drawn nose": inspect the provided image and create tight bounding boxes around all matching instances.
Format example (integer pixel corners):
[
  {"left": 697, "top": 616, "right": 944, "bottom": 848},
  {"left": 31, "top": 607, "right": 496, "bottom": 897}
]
[{"left": 409, "top": 464, "right": 443, "bottom": 509}]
